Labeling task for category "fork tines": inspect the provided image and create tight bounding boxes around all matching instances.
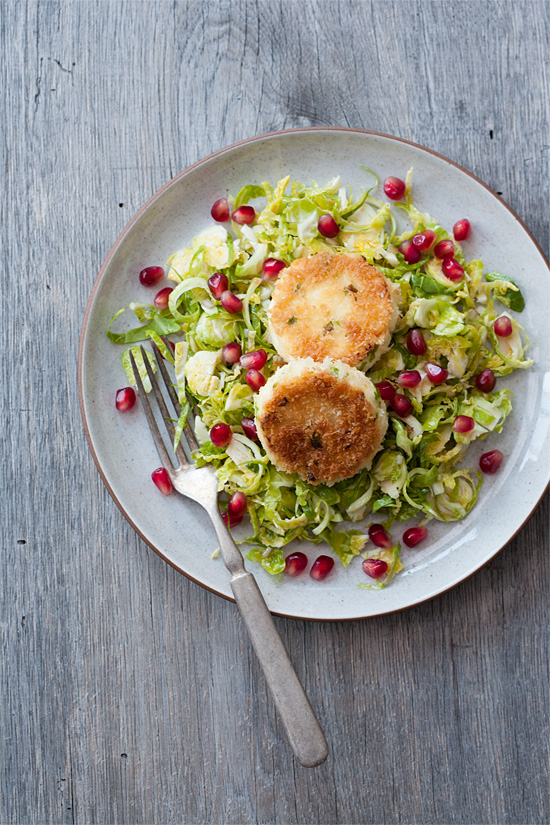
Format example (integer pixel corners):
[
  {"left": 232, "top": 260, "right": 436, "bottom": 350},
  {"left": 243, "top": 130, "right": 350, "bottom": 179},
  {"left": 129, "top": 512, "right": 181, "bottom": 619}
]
[{"left": 128, "top": 340, "right": 198, "bottom": 470}]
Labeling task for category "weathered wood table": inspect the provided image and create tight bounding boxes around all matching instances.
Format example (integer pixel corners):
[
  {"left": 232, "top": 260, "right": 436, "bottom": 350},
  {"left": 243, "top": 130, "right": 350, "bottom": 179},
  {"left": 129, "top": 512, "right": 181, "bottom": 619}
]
[{"left": 2, "top": 2, "right": 549, "bottom": 823}]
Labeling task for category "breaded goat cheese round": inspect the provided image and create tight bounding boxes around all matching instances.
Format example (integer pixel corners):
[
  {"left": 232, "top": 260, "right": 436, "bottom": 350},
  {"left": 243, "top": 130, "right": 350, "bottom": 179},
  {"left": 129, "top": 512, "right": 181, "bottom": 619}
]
[
  {"left": 255, "top": 358, "right": 388, "bottom": 486},
  {"left": 267, "top": 251, "right": 399, "bottom": 368}
]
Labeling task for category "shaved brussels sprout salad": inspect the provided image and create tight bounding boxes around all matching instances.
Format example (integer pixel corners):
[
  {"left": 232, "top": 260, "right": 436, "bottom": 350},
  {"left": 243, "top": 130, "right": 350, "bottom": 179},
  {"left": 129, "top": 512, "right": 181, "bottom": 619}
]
[{"left": 108, "top": 169, "right": 532, "bottom": 587}]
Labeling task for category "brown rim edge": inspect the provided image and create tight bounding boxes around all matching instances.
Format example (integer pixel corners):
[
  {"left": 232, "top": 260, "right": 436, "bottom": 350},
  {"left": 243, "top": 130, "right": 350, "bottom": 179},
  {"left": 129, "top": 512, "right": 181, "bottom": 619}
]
[{"left": 78, "top": 126, "right": 550, "bottom": 622}]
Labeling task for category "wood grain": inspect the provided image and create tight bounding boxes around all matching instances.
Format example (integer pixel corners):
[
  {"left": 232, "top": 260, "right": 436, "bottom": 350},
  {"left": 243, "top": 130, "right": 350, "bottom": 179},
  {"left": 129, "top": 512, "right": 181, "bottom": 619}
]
[{"left": 1, "top": 1, "right": 549, "bottom": 823}]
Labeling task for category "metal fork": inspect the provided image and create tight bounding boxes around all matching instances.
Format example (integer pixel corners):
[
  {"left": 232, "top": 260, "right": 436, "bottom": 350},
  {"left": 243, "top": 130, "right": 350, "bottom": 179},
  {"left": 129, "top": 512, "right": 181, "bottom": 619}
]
[{"left": 129, "top": 343, "right": 328, "bottom": 768}]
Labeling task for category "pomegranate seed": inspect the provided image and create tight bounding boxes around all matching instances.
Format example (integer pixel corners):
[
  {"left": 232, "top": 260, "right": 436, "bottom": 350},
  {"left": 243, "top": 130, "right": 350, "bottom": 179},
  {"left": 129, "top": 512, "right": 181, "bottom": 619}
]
[
  {"left": 494, "top": 316, "right": 513, "bottom": 337},
  {"left": 262, "top": 258, "right": 287, "bottom": 280},
  {"left": 398, "top": 370, "right": 421, "bottom": 388},
  {"left": 245, "top": 369, "right": 266, "bottom": 391},
  {"left": 211, "top": 197, "right": 230, "bottom": 222},
  {"left": 403, "top": 526, "right": 428, "bottom": 548},
  {"left": 390, "top": 394, "right": 413, "bottom": 417},
  {"left": 318, "top": 213, "right": 340, "bottom": 238},
  {"left": 383, "top": 176, "right": 406, "bottom": 200},
  {"left": 412, "top": 230, "right": 437, "bottom": 250},
  {"left": 368, "top": 523, "right": 393, "bottom": 549},
  {"left": 476, "top": 368, "right": 496, "bottom": 393},
  {"left": 453, "top": 218, "right": 471, "bottom": 241},
  {"left": 228, "top": 491, "right": 247, "bottom": 518},
  {"left": 479, "top": 449, "right": 504, "bottom": 474},
  {"left": 434, "top": 239, "right": 455, "bottom": 259},
  {"left": 453, "top": 415, "right": 475, "bottom": 434},
  {"left": 241, "top": 417, "right": 259, "bottom": 440},
  {"left": 220, "top": 290, "right": 243, "bottom": 314},
  {"left": 310, "top": 555, "right": 335, "bottom": 581},
  {"left": 222, "top": 341, "right": 242, "bottom": 364},
  {"left": 115, "top": 387, "right": 136, "bottom": 412},
  {"left": 406, "top": 328, "right": 427, "bottom": 356},
  {"left": 139, "top": 266, "right": 164, "bottom": 286},
  {"left": 210, "top": 422, "right": 232, "bottom": 448},
  {"left": 153, "top": 286, "right": 173, "bottom": 309},
  {"left": 398, "top": 240, "right": 422, "bottom": 265},
  {"left": 232, "top": 206, "right": 256, "bottom": 225},
  {"left": 425, "top": 362, "right": 449, "bottom": 385},
  {"left": 208, "top": 272, "right": 229, "bottom": 299},
  {"left": 240, "top": 349, "right": 267, "bottom": 370},
  {"left": 442, "top": 257, "right": 464, "bottom": 281},
  {"left": 362, "top": 558, "right": 388, "bottom": 579},
  {"left": 284, "top": 552, "right": 308, "bottom": 577},
  {"left": 151, "top": 467, "right": 172, "bottom": 495},
  {"left": 376, "top": 380, "right": 396, "bottom": 401},
  {"left": 222, "top": 511, "right": 242, "bottom": 528}
]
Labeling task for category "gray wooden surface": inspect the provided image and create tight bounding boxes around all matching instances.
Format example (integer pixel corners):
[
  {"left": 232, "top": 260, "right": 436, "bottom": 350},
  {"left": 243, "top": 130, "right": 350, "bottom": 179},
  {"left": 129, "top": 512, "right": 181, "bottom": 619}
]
[{"left": 2, "top": 1, "right": 549, "bottom": 823}]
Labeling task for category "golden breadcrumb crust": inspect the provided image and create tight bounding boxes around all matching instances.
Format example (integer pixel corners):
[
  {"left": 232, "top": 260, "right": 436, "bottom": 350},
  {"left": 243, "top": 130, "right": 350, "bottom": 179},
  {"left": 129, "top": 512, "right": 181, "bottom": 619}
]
[
  {"left": 268, "top": 251, "right": 396, "bottom": 366},
  {"left": 256, "top": 367, "right": 384, "bottom": 485}
]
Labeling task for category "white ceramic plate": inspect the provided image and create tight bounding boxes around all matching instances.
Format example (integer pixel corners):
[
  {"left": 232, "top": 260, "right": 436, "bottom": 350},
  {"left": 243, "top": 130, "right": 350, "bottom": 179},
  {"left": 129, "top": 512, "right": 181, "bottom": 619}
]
[{"left": 79, "top": 128, "right": 550, "bottom": 621}]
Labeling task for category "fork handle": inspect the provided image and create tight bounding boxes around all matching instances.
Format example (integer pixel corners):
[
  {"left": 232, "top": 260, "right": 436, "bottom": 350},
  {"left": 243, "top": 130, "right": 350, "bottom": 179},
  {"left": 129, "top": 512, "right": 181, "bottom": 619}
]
[
  {"left": 229, "top": 570, "right": 328, "bottom": 767},
  {"left": 210, "top": 514, "right": 328, "bottom": 767}
]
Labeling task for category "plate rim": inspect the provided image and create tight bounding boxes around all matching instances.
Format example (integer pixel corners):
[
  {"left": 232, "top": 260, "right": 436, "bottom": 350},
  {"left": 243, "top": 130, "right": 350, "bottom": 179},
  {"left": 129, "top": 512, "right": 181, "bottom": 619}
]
[{"left": 78, "top": 125, "right": 550, "bottom": 621}]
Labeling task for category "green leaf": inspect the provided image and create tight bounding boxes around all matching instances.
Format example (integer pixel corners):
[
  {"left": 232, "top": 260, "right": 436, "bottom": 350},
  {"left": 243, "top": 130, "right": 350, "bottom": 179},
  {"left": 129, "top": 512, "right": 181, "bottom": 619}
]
[
  {"left": 107, "top": 309, "right": 180, "bottom": 344},
  {"left": 321, "top": 529, "right": 368, "bottom": 566},
  {"left": 173, "top": 401, "right": 190, "bottom": 452},
  {"left": 411, "top": 272, "right": 452, "bottom": 297},
  {"left": 372, "top": 494, "right": 395, "bottom": 513},
  {"left": 234, "top": 184, "right": 266, "bottom": 208},
  {"left": 485, "top": 271, "right": 525, "bottom": 312},
  {"left": 246, "top": 546, "right": 286, "bottom": 575}
]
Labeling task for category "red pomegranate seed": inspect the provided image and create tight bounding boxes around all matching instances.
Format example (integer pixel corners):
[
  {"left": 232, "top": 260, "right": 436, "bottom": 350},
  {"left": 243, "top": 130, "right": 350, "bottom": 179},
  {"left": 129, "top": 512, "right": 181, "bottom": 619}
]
[
  {"left": 453, "top": 218, "right": 471, "bottom": 241},
  {"left": 362, "top": 558, "right": 389, "bottom": 579},
  {"left": 406, "top": 328, "right": 427, "bottom": 356},
  {"left": 222, "top": 511, "right": 242, "bottom": 528},
  {"left": 403, "top": 526, "right": 428, "bottom": 548},
  {"left": 425, "top": 362, "right": 449, "bottom": 385},
  {"left": 453, "top": 415, "right": 475, "bottom": 434},
  {"left": 479, "top": 449, "right": 504, "bottom": 474},
  {"left": 310, "top": 555, "right": 335, "bottom": 581},
  {"left": 222, "top": 341, "right": 242, "bottom": 364},
  {"left": 241, "top": 417, "right": 259, "bottom": 440},
  {"left": 284, "top": 552, "right": 308, "bottom": 577},
  {"left": 412, "top": 230, "right": 437, "bottom": 250},
  {"left": 232, "top": 205, "right": 256, "bottom": 225},
  {"left": 376, "top": 380, "right": 396, "bottom": 401},
  {"left": 476, "top": 368, "right": 496, "bottom": 393},
  {"left": 442, "top": 257, "right": 464, "bottom": 281},
  {"left": 115, "top": 387, "right": 136, "bottom": 412},
  {"left": 153, "top": 286, "right": 173, "bottom": 309},
  {"left": 151, "top": 467, "right": 172, "bottom": 495},
  {"left": 434, "top": 239, "right": 455, "bottom": 259},
  {"left": 398, "top": 240, "right": 422, "bottom": 265},
  {"left": 139, "top": 266, "right": 164, "bottom": 286},
  {"left": 318, "top": 213, "right": 340, "bottom": 238},
  {"left": 210, "top": 422, "right": 232, "bottom": 448},
  {"left": 221, "top": 290, "right": 243, "bottom": 314},
  {"left": 494, "top": 316, "right": 513, "bottom": 337},
  {"left": 383, "top": 176, "right": 406, "bottom": 200},
  {"left": 398, "top": 370, "right": 421, "bottom": 388},
  {"left": 245, "top": 369, "right": 266, "bottom": 391},
  {"left": 228, "top": 491, "right": 247, "bottom": 518},
  {"left": 262, "top": 258, "right": 287, "bottom": 280},
  {"left": 208, "top": 272, "right": 229, "bottom": 299},
  {"left": 390, "top": 394, "right": 413, "bottom": 417},
  {"left": 368, "top": 523, "right": 393, "bottom": 549},
  {"left": 240, "top": 349, "right": 267, "bottom": 370},
  {"left": 211, "top": 197, "right": 230, "bottom": 222}
]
